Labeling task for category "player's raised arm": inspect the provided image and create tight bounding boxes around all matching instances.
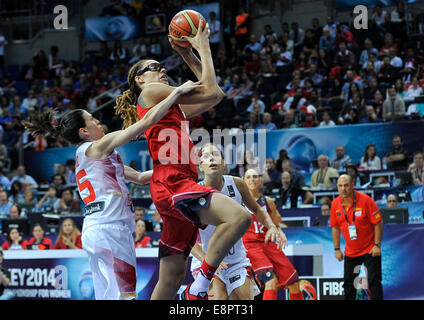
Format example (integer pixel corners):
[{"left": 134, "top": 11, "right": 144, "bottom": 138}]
[{"left": 91, "top": 80, "right": 202, "bottom": 158}]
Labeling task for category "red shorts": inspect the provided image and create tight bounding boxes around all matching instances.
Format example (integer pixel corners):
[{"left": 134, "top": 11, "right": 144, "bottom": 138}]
[
  {"left": 150, "top": 164, "right": 218, "bottom": 259},
  {"left": 244, "top": 241, "right": 298, "bottom": 289}
]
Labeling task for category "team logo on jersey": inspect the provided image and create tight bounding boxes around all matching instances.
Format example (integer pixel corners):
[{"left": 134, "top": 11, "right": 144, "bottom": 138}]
[
  {"left": 227, "top": 185, "right": 236, "bottom": 198},
  {"left": 198, "top": 197, "right": 206, "bottom": 206},
  {"left": 355, "top": 210, "right": 362, "bottom": 217}
]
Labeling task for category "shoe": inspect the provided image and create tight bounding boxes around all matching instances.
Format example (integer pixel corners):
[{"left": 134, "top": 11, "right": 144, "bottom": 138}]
[{"left": 179, "top": 284, "right": 208, "bottom": 300}]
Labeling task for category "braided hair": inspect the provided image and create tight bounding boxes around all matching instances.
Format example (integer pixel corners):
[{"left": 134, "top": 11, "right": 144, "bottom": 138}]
[
  {"left": 23, "top": 108, "right": 87, "bottom": 145},
  {"left": 115, "top": 59, "right": 148, "bottom": 130}
]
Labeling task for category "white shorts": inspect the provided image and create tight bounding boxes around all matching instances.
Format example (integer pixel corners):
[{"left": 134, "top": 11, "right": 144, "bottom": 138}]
[
  {"left": 192, "top": 261, "right": 260, "bottom": 297},
  {"left": 81, "top": 222, "right": 137, "bottom": 300},
  {"left": 214, "top": 263, "right": 260, "bottom": 297}
]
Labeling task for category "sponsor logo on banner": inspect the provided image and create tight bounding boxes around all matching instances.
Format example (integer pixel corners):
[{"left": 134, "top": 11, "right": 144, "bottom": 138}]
[{"left": 319, "top": 277, "right": 345, "bottom": 300}]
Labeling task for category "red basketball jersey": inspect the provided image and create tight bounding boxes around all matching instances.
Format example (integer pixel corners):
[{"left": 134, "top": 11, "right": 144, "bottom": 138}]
[
  {"left": 242, "top": 195, "right": 271, "bottom": 243},
  {"left": 137, "top": 103, "right": 197, "bottom": 176}
]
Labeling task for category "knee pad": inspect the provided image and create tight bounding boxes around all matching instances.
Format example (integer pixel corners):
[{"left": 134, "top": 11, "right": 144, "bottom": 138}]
[{"left": 255, "top": 268, "right": 274, "bottom": 288}]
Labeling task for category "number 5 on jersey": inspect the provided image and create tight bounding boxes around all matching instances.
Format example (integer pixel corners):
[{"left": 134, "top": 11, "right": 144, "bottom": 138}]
[{"left": 76, "top": 169, "right": 96, "bottom": 204}]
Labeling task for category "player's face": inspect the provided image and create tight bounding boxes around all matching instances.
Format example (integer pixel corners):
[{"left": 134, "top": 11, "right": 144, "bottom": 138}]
[
  {"left": 82, "top": 111, "right": 105, "bottom": 140},
  {"left": 243, "top": 169, "right": 261, "bottom": 191},
  {"left": 199, "top": 145, "right": 225, "bottom": 175},
  {"left": 137, "top": 60, "right": 168, "bottom": 85}
]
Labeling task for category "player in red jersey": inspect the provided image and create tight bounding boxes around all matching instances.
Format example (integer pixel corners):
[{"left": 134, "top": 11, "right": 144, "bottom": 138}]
[
  {"left": 115, "top": 20, "right": 282, "bottom": 300},
  {"left": 242, "top": 169, "right": 304, "bottom": 300}
]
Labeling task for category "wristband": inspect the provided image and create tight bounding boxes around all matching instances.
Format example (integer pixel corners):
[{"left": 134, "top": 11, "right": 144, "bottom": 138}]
[
  {"left": 334, "top": 248, "right": 340, "bottom": 251},
  {"left": 374, "top": 243, "right": 381, "bottom": 248}
]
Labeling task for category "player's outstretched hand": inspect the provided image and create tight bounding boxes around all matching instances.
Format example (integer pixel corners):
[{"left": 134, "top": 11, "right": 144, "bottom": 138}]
[
  {"left": 175, "top": 80, "right": 203, "bottom": 95},
  {"left": 264, "top": 225, "right": 288, "bottom": 250},
  {"left": 181, "top": 18, "right": 210, "bottom": 51},
  {"left": 168, "top": 35, "right": 192, "bottom": 56}
]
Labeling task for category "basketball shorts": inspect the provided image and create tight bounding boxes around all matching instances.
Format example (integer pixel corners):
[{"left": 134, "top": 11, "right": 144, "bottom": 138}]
[
  {"left": 192, "top": 262, "right": 260, "bottom": 297},
  {"left": 81, "top": 222, "right": 136, "bottom": 300},
  {"left": 150, "top": 164, "right": 218, "bottom": 259},
  {"left": 244, "top": 241, "right": 299, "bottom": 289}
]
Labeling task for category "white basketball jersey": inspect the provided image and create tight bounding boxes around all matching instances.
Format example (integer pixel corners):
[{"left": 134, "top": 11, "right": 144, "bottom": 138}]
[
  {"left": 191, "top": 175, "right": 250, "bottom": 271},
  {"left": 75, "top": 142, "right": 135, "bottom": 232}
]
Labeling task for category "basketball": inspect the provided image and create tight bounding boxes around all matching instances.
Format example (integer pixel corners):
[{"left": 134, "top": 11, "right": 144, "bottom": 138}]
[{"left": 169, "top": 9, "right": 205, "bottom": 48}]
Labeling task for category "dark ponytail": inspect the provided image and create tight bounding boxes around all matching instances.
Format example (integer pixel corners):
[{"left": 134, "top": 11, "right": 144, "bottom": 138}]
[
  {"left": 23, "top": 108, "right": 87, "bottom": 145},
  {"left": 115, "top": 59, "right": 148, "bottom": 130}
]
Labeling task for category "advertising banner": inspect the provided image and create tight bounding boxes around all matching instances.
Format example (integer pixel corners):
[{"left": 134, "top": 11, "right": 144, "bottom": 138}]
[{"left": 24, "top": 121, "right": 424, "bottom": 183}]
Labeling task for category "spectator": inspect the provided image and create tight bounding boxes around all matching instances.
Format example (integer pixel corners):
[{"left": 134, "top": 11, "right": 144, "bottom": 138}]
[
  {"left": 243, "top": 34, "right": 262, "bottom": 56},
  {"left": 10, "top": 165, "right": 38, "bottom": 190},
  {"left": 8, "top": 181, "right": 24, "bottom": 204},
  {"left": 372, "top": 5, "right": 387, "bottom": 27},
  {"left": 8, "top": 96, "right": 28, "bottom": 119},
  {"left": 303, "top": 29, "right": 318, "bottom": 54},
  {"left": 0, "top": 190, "right": 12, "bottom": 216},
  {"left": 372, "top": 89, "right": 385, "bottom": 118},
  {"left": 359, "top": 39, "right": 379, "bottom": 67},
  {"left": 53, "top": 218, "right": 82, "bottom": 249},
  {"left": 35, "top": 186, "right": 60, "bottom": 213},
  {"left": 405, "top": 76, "right": 424, "bottom": 116},
  {"left": 360, "top": 144, "right": 382, "bottom": 171},
  {"left": 389, "top": 47, "right": 403, "bottom": 68},
  {"left": 209, "top": 11, "right": 221, "bottom": 58},
  {"left": 386, "top": 194, "right": 399, "bottom": 208},
  {"left": 260, "top": 24, "right": 278, "bottom": 46},
  {"left": 134, "top": 206, "right": 145, "bottom": 221},
  {"left": 256, "top": 112, "right": 277, "bottom": 131},
  {"left": 281, "top": 31, "right": 294, "bottom": 55},
  {"left": 109, "top": 40, "right": 128, "bottom": 64},
  {"left": 9, "top": 205, "right": 21, "bottom": 219},
  {"left": 48, "top": 45, "right": 63, "bottom": 78},
  {"left": 0, "top": 139, "right": 8, "bottom": 170},
  {"left": 57, "top": 188, "right": 81, "bottom": 214},
  {"left": 360, "top": 105, "right": 382, "bottom": 123},
  {"left": 0, "top": 248, "right": 11, "bottom": 300},
  {"left": 1, "top": 227, "right": 24, "bottom": 250},
  {"left": 324, "top": 16, "right": 339, "bottom": 38},
  {"left": 17, "top": 189, "right": 37, "bottom": 216},
  {"left": 234, "top": 7, "right": 250, "bottom": 50},
  {"left": 22, "top": 90, "right": 38, "bottom": 112},
  {"left": 262, "top": 157, "right": 282, "bottom": 194},
  {"left": 411, "top": 171, "right": 424, "bottom": 201},
  {"left": 23, "top": 224, "right": 52, "bottom": 250},
  {"left": 275, "top": 149, "right": 290, "bottom": 173},
  {"left": 310, "top": 154, "right": 340, "bottom": 189},
  {"left": 290, "top": 22, "right": 305, "bottom": 57},
  {"left": 331, "top": 145, "right": 354, "bottom": 172},
  {"left": 246, "top": 92, "right": 266, "bottom": 114},
  {"left": 319, "top": 27, "right": 334, "bottom": 52},
  {"left": 346, "top": 164, "right": 366, "bottom": 188},
  {"left": 313, "top": 203, "right": 331, "bottom": 226},
  {"left": 331, "top": 175, "right": 383, "bottom": 300},
  {"left": 134, "top": 219, "right": 152, "bottom": 248},
  {"left": 382, "top": 86, "right": 405, "bottom": 121},
  {"left": 277, "top": 171, "right": 313, "bottom": 209},
  {"left": 334, "top": 42, "right": 355, "bottom": 69},
  {"left": 377, "top": 56, "right": 399, "bottom": 86},
  {"left": 408, "top": 151, "right": 424, "bottom": 186},
  {"left": 65, "top": 159, "right": 76, "bottom": 184},
  {"left": 50, "top": 174, "right": 67, "bottom": 195},
  {"left": 281, "top": 159, "right": 305, "bottom": 188},
  {"left": 319, "top": 110, "right": 336, "bottom": 127},
  {"left": 385, "top": 135, "right": 409, "bottom": 170},
  {"left": 152, "top": 209, "right": 162, "bottom": 232},
  {"left": 280, "top": 109, "right": 298, "bottom": 129}
]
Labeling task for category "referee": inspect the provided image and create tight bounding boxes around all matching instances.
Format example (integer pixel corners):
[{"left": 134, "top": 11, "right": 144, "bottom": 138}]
[{"left": 330, "top": 174, "right": 383, "bottom": 300}]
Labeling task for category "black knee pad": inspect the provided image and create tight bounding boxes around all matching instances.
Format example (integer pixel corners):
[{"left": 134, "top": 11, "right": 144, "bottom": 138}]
[{"left": 255, "top": 268, "right": 274, "bottom": 288}]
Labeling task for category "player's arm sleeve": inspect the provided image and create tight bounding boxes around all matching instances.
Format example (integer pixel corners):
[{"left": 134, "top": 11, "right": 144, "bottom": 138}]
[
  {"left": 329, "top": 200, "right": 338, "bottom": 227},
  {"left": 367, "top": 198, "right": 383, "bottom": 224}
]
